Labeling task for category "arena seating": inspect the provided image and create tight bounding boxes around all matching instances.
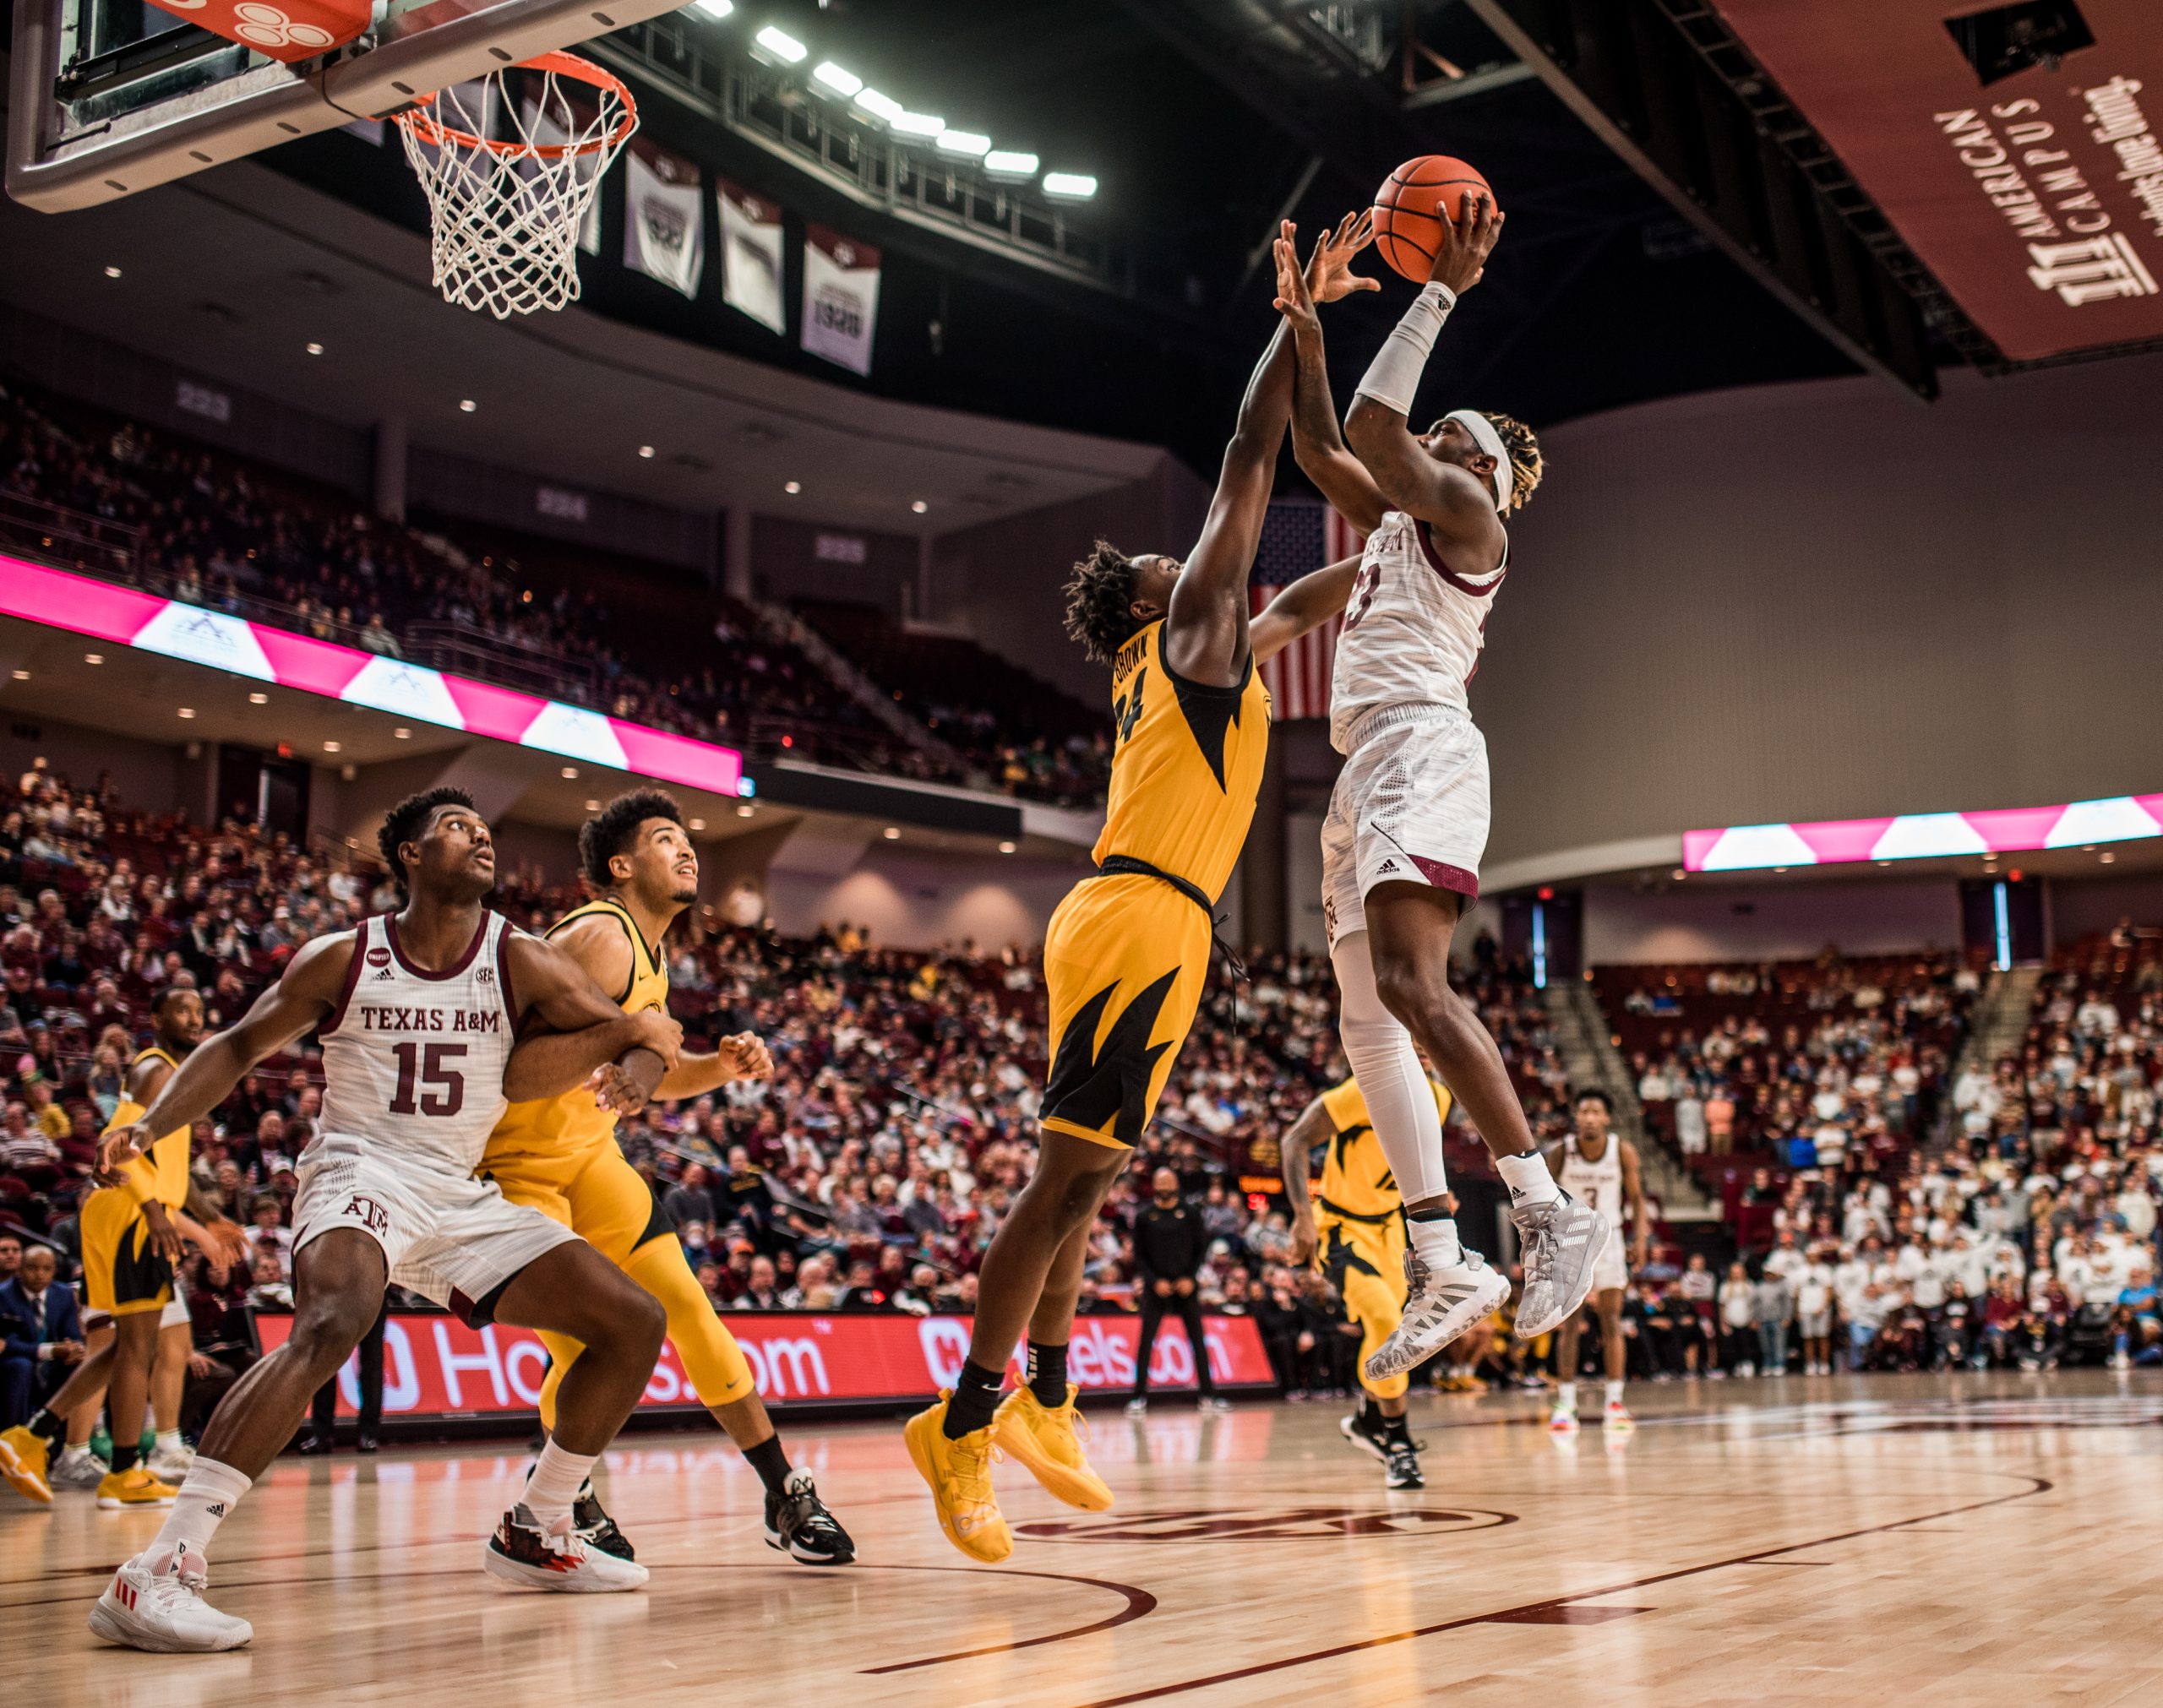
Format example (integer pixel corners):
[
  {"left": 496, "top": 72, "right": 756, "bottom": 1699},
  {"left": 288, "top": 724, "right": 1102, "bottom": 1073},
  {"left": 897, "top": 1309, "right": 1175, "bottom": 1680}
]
[{"left": 0, "top": 376, "right": 1104, "bottom": 804}]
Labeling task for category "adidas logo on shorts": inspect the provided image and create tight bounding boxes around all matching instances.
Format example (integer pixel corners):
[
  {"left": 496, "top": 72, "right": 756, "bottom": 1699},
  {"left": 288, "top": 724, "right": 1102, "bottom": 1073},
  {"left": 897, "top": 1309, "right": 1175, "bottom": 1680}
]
[{"left": 1376, "top": 858, "right": 1400, "bottom": 873}]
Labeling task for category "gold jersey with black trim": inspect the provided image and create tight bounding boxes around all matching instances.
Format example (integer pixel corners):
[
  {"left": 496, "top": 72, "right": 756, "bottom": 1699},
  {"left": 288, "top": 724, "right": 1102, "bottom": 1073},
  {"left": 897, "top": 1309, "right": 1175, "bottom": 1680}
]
[
  {"left": 1039, "top": 618, "right": 1271, "bottom": 1149},
  {"left": 83, "top": 1046, "right": 189, "bottom": 1319},
  {"left": 484, "top": 895, "right": 669, "bottom": 1201}
]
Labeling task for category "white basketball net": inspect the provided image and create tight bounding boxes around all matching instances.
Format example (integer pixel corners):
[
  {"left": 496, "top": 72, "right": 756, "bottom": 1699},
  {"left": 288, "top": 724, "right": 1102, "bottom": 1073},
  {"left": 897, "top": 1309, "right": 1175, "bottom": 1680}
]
[{"left": 394, "top": 56, "right": 637, "bottom": 320}]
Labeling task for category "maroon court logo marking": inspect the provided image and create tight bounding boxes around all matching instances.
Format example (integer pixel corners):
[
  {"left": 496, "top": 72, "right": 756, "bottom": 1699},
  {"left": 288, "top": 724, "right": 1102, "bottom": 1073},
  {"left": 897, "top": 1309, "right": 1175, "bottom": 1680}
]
[{"left": 1013, "top": 1505, "right": 1515, "bottom": 1544}]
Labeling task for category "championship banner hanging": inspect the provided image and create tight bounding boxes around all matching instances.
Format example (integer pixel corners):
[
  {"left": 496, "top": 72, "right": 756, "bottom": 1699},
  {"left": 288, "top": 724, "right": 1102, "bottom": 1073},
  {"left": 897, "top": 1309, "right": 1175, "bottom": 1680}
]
[
  {"left": 1708, "top": 1, "right": 2163, "bottom": 361},
  {"left": 718, "top": 178, "right": 787, "bottom": 334},
  {"left": 262, "top": 1308, "right": 1276, "bottom": 1422},
  {"left": 800, "top": 224, "right": 880, "bottom": 375},
  {"left": 622, "top": 139, "right": 705, "bottom": 298}
]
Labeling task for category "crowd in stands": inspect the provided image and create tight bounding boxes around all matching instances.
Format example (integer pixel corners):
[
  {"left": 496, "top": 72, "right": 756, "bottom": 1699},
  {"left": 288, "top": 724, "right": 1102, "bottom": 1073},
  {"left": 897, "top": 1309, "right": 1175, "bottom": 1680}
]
[
  {"left": 0, "top": 375, "right": 1109, "bottom": 805},
  {"left": 1585, "top": 948, "right": 2163, "bottom": 1378}
]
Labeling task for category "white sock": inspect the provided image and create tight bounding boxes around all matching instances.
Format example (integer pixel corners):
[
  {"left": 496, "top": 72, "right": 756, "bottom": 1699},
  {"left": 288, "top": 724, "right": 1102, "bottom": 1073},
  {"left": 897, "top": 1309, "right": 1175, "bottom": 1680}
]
[
  {"left": 155, "top": 1429, "right": 184, "bottom": 1454},
  {"left": 1408, "top": 1215, "right": 1463, "bottom": 1270},
  {"left": 1496, "top": 1149, "right": 1561, "bottom": 1210},
  {"left": 1605, "top": 1379, "right": 1625, "bottom": 1407},
  {"left": 1557, "top": 1381, "right": 1577, "bottom": 1412},
  {"left": 1331, "top": 931, "right": 1450, "bottom": 1205},
  {"left": 522, "top": 1440, "right": 600, "bottom": 1530},
  {"left": 150, "top": 1456, "right": 251, "bottom": 1560}
]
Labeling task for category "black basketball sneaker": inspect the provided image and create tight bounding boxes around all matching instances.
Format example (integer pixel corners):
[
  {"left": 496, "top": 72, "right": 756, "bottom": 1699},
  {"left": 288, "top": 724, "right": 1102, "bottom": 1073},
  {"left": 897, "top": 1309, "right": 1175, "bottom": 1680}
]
[
  {"left": 1384, "top": 1441, "right": 1425, "bottom": 1490},
  {"left": 1339, "top": 1405, "right": 1392, "bottom": 1462},
  {"left": 764, "top": 1470, "right": 856, "bottom": 1565}
]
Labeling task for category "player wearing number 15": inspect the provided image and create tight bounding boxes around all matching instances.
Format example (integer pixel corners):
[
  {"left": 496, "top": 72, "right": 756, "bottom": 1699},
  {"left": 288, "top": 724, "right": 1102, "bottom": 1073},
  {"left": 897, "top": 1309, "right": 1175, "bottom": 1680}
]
[
  {"left": 904, "top": 215, "right": 1374, "bottom": 1564},
  {"left": 80, "top": 786, "right": 685, "bottom": 1654}
]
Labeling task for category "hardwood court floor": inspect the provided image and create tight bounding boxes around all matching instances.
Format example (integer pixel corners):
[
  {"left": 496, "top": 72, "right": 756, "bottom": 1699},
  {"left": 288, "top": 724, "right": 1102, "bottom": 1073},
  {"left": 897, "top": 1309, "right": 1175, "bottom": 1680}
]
[{"left": 9, "top": 1371, "right": 2163, "bottom": 1707}]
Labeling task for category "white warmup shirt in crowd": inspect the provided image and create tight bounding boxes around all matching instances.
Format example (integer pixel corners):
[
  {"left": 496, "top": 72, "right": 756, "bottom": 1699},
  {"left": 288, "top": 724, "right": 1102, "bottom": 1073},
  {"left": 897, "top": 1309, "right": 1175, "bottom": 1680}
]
[{"left": 294, "top": 911, "right": 577, "bottom": 1317}]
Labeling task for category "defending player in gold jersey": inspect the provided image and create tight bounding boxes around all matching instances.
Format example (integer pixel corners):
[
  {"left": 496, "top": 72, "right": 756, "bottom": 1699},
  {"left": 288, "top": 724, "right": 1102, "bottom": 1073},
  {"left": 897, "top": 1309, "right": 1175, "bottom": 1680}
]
[
  {"left": 481, "top": 790, "right": 853, "bottom": 1564},
  {"left": 906, "top": 215, "right": 1382, "bottom": 1562},
  {"left": 1, "top": 989, "right": 245, "bottom": 1509},
  {"left": 1281, "top": 1067, "right": 1454, "bottom": 1490}
]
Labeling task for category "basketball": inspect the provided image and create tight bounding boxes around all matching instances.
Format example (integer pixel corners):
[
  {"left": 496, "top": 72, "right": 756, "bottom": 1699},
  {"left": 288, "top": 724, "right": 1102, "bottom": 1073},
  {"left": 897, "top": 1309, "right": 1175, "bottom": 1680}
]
[{"left": 1372, "top": 155, "right": 1497, "bottom": 283}]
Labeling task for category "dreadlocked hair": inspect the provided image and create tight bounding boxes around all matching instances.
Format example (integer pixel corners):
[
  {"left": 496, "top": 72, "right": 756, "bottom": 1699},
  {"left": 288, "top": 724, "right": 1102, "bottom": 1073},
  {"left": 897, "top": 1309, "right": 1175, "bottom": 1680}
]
[
  {"left": 377, "top": 786, "right": 477, "bottom": 896},
  {"left": 580, "top": 788, "right": 684, "bottom": 889},
  {"left": 1482, "top": 411, "right": 1545, "bottom": 513},
  {"left": 1063, "top": 539, "right": 1141, "bottom": 666}
]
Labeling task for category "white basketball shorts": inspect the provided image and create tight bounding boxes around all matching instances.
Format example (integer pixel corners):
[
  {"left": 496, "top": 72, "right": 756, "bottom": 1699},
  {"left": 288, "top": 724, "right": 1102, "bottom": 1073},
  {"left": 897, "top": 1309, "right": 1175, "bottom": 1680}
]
[
  {"left": 1321, "top": 704, "right": 1491, "bottom": 950},
  {"left": 291, "top": 1131, "right": 577, "bottom": 1320},
  {"left": 1590, "top": 1225, "right": 1629, "bottom": 1296}
]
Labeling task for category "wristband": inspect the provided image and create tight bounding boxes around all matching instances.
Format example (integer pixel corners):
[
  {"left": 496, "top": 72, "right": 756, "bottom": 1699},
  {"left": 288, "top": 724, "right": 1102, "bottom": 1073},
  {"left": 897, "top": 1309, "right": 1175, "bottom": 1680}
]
[{"left": 1351, "top": 282, "right": 1456, "bottom": 416}]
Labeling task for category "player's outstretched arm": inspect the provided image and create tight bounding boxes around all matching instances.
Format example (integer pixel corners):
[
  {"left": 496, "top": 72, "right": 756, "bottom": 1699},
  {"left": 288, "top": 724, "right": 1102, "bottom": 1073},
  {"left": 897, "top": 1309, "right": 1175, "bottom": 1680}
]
[
  {"left": 500, "top": 930, "right": 683, "bottom": 1106},
  {"left": 95, "top": 934, "right": 354, "bottom": 1180},
  {"left": 1280, "top": 1095, "right": 1333, "bottom": 1266},
  {"left": 658, "top": 1031, "right": 775, "bottom": 1100},
  {"left": 1250, "top": 553, "right": 1359, "bottom": 665},
  {"left": 1162, "top": 222, "right": 1299, "bottom": 687},
  {"left": 1278, "top": 213, "right": 1389, "bottom": 535},
  {"left": 1343, "top": 194, "right": 1506, "bottom": 557}
]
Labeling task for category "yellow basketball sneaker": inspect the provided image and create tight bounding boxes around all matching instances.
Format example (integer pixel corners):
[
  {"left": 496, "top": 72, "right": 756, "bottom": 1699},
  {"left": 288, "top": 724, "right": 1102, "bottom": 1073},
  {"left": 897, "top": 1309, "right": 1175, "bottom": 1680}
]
[
  {"left": 903, "top": 1392, "right": 1011, "bottom": 1563},
  {"left": 97, "top": 1466, "right": 180, "bottom": 1510},
  {"left": 0, "top": 1424, "right": 53, "bottom": 1503},
  {"left": 994, "top": 1384, "right": 1113, "bottom": 1512}
]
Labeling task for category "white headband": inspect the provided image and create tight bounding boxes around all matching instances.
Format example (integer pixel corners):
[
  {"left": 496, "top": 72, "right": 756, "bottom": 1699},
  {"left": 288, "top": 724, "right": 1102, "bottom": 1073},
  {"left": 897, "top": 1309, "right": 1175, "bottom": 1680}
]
[{"left": 1444, "top": 409, "right": 1512, "bottom": 514}]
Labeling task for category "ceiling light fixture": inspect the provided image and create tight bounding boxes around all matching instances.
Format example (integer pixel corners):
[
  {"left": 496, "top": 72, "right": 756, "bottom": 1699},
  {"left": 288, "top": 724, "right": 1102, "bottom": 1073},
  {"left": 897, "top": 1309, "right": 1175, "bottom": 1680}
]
[
  {"left": 935, "top": 130, "right": 991, "bottom": 158},
  {"left": 753, "top": 24, "right": 806, "bottom": 63},
  {"left": 692, "top": 0, "right": 732, "bottom": 15},
  {"left": 910, "top": 499, "right": 929, "bottom": 514},
  {"left": 811, "top": 61, "right": 863, "bottom": 97},
  {"left": 459, "top": 399, "right": 477, "bottom": 412},
  {"left": 853, "top": 88, "right": 903, "bottom": 123},
  {"left": 638, "top": 444, "right": 655, "bottom": 459},
  {"left": 9, "top": 669, "right": 27, "bottom": 681},
  {"left": 784, "top": 480, "right": 802, "bottom": 494},
  {"left": 104, "top": 265, "right": 123, "bottom": 279},
  {"left": 561, "top": 766, "right": 579, "bottom": 780},
  {"left": 737, "top": 803, "right": 755, "bottom": 818},
  {"left": 984, "top": 150, "right": 1039, "bottom": 178},
  {"left": 248, "top": 691, "right": 269, "bottom": 704},
  {"left": 324, "top": 741, "right": 341, "bottom": 753},
  {"left": 883, "top": 826, "right": 901, "bottom": 840},
  {"left": 306, "top": 341, "right": 324, "bottom": 355},
  {"left": 177, "top": 707, "right": 195, "bottom": 720},
  {"left": 585, "top": 798, "right": 602, "bottom": 812},
  {"left": 999, "top": 840, "right": 1016, "bottom": 854},
  {"left": 84, "top": 652, "right": 104, "bottom": 665},
  {"left": 891, "top": 112, "right": 945, "bottom": 139},
  {"left": 394, "top": 727, "right": 411, "bottom": 739},
  {"left": 688, "top": 818, "right": 706, "bottom": 831},
  {"left": 1043, "top": 171, "right": 1098, "bottom": 200}
]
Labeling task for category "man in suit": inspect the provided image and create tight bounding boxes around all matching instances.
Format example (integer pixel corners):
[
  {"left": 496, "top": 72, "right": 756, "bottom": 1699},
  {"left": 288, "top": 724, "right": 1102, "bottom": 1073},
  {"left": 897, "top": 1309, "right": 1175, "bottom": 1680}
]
[{"left": 2, "top": 1244, "right": 85, "bottom": 1428}]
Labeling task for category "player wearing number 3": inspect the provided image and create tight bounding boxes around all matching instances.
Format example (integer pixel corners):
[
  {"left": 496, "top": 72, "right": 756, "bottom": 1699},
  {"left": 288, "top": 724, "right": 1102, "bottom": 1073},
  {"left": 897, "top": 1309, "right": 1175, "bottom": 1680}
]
[
  {"left": 1278, "top": 188, "right": 1611, "bottom": 1373},
  {"left": 82, "top": 786, "right": 686, "bottom": 1654}
]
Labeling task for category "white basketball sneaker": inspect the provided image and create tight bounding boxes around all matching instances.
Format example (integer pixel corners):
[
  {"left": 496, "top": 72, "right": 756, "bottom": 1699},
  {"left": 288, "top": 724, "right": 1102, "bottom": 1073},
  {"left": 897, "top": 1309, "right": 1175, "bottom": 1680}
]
[
  {"left": 88, "top": 1546, "right": 253, "bottom": 1652},
  {"left": 149, "top": 1441, "right": 197, "bottom": 1482},
  {"left": 1605, "top": 1400, "right": 1635, "bottom": 1433},
  {"left": 1548, "top": 1404, "right": 1579, "bottom": 1436},
  {"left": 1512, "top": 1194, "right": 1612, "bottom": 1339},
  {"left": 1364, "top": 1246, "right": 1509, "bottom": 1382},
  {"left": 484, "top": 1504, "right": 649, "bottom": 1592}
]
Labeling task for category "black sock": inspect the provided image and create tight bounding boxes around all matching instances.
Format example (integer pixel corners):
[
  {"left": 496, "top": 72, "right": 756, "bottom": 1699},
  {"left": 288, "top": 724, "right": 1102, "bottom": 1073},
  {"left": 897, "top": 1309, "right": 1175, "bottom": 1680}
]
[
  {"left": 1362, "top": 1395, "right": 1387, "bottom": 1428},
  {"left": 1027, "top": 1341, "right": 1069, "bottom": 1408},
  {"left": 743, "top": 1432, "right": 792, "bottom": 1498},
  {"left": 26, "top": 1407, "right": 63, "bottom": 1445},
  {"left": 111, "top": 1440, "right": 139, "bottom": 1474},
  {"left": 1381, "top": 1411, "right": 1413, "bottom": 1446},
  {"left": 943, "top": 1359, "right": 1006, "bottom": 1439}
]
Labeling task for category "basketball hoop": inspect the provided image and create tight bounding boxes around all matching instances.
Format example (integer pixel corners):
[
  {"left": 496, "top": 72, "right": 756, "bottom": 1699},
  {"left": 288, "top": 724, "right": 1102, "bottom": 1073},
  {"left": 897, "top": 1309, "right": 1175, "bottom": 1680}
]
[{"left": 393, "top": 52, "right": 638, "bottom": 320}]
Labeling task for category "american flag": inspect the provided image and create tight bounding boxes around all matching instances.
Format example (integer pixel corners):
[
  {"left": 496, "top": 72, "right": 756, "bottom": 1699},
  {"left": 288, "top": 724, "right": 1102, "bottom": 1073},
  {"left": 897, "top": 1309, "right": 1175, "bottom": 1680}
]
[{"left": 1250, "top": 499, "right": 1365, "bottom": 721}]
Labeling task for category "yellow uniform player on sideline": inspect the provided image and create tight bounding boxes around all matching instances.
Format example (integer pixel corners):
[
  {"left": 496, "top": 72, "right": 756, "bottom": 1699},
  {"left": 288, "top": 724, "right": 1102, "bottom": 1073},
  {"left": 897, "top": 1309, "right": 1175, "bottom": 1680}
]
[
  {"left": 1, "top": 988, "right": 245, "bottom": 1509},
  {"left": 481, "top": 789, "right": 853, "bottom": 1564},
  {"left": 1282, "top": 1069, "right": 1452, "bottom": 1488},
  {"left": 905, "top": 213, "right": 1381, "bottom": 1564}
]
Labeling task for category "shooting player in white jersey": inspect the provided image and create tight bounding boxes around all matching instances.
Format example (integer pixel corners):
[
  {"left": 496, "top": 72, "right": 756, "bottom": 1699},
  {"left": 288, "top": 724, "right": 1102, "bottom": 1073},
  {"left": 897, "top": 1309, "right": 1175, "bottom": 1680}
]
[
  {"left": 1548, "top": 1090, "right": 1649, "bottom": 1435},
  {"left": 1270, "top": 200, "right": 1609, "bottom": 1378},
  {"left": 83, "top": 787, "right": 685, "bottom": 1654}
]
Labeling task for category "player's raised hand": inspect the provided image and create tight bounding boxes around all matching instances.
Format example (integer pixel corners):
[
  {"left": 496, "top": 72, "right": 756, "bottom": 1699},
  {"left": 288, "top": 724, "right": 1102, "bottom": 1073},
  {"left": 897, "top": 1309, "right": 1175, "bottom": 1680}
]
[
  {"left": 95, "top": 1120, "right": 153, "bottom": 1185},
  {"left": 1429, "top": 193, "right": 1503, "bottom": 296},
  {"left": 1272, "top": 220, "right": 1320, "bottom": 336},
  {"left": 1305, "top": 209, "right": 1381, "bottom": 303},
  {"left": 717, "top": 1031, "right": 775, "bottom": 1082}
]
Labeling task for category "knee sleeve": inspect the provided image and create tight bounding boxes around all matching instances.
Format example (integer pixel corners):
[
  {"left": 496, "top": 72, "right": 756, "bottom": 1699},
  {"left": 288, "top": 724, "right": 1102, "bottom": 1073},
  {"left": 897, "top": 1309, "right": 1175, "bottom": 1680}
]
[
  {"left": 1331, "top": 930, "right": 1449, "bottom": 1205},
  {"left": 624, "top": 1237, "right": 755, "bottom": 1408}
]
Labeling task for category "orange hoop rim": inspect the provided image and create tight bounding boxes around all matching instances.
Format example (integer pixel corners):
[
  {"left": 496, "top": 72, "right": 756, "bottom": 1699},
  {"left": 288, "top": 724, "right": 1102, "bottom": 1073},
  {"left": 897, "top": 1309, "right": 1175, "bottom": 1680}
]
[{"left": 396, "top": 50, "right": 638, "bottom": 161}]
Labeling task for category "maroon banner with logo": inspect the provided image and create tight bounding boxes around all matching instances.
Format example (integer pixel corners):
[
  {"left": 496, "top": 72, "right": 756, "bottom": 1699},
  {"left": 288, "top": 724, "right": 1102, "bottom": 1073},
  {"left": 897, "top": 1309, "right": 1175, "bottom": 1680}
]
[
  {"left": 1710, "top": 1, "right": 2163, "bottom": 359},
  {"left": 261, "top": 1310, "right": 1276, "bottom": 1421}
]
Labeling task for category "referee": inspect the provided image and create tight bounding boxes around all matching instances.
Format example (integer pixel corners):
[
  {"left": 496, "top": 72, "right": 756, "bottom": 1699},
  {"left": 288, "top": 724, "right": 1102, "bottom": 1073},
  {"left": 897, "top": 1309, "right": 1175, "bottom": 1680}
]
[{"left": 1127, "top": 1170, "right": 1229, "bottom": 1416}]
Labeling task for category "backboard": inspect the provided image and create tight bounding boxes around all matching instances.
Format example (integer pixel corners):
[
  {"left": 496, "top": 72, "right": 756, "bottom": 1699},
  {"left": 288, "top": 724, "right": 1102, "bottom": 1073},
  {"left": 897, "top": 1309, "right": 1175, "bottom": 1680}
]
[{"left": 7, "top": 0, "right": 682, "bottom": 211}]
